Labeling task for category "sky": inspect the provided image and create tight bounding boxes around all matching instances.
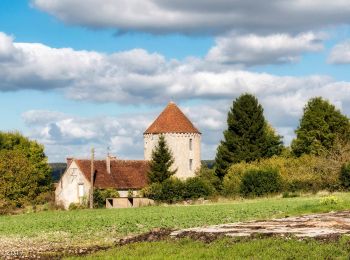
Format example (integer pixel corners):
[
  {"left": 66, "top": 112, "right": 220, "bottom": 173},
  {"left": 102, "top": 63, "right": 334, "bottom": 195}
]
[{"left": 0, "top": 0, "right": 350, "bottom": 162}]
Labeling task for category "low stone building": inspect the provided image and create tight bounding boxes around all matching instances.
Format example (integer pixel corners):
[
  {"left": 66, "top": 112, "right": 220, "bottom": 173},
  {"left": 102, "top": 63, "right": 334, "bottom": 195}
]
[
  {"left": 55, "top": 156, "right": 149, "bottom": 209},
  {"left": 144, "top": 102, "right": 201, "bottom": 179}
]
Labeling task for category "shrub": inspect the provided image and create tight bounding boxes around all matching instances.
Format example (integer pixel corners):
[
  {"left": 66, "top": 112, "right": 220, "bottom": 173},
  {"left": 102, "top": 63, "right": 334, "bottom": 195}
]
[
  {"left": 143, "top": 178, "right": 184, "bottom": 203},
  {"left": 240, "top": 168, "right": 282, "bottom": 197},
  {"left": 183, "top": 177, "right": 215, "bottom": 200},
  {"left": 319, "top": 196, "right": 341, "bottom": 206},
  {"left": 0, "top": 199, "right": 15, "bottom": 215},
  {"left": 144, "top": 177, "right": 215, "bottom": 203},
  {"left": 339, "top": 162, "right": 350, "bottom": 189},
  {"left": 94, "top": 188, "right": 120, "bottom": 208},
  {"left": 282, "top": 192, "right": 299, "bottom": 198},
  {"left": 223, "top": 154, "right": 341, "bottom": 195},
  {"left": 196, "top": 165, "right": 221, "bottom": 193}
]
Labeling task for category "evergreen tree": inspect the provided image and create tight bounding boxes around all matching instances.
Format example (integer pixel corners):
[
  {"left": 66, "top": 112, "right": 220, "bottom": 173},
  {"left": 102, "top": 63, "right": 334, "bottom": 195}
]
[
  {"left": 148, "top": 135, "right": 177, "bottom": 183},
  {"left": 292, "top": 97, "right": 350, "bottom": 156},
  {"left": 215, "top": 94, "right": 283, "bottom": 179}
]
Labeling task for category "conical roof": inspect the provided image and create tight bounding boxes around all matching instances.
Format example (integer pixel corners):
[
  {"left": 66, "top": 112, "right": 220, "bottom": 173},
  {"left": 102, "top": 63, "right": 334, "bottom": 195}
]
[{"left": 144, "top": 102, "right": 201, "bottom": 134}]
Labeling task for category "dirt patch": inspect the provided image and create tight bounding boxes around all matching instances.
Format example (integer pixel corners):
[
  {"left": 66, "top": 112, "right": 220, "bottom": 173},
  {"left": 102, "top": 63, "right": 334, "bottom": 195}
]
[
  {"left": 171, "top": 211, "right": 350, "bottom": 239},
  {"left": 116, "top": 228, "right": 174, "bottom": 246}
]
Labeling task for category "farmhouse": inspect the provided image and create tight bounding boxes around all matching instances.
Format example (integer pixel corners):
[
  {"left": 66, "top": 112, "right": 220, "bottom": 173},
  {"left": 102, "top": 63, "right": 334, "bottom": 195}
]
[{"left": 55, "top": 102, "right": 201, "bottom": 208}]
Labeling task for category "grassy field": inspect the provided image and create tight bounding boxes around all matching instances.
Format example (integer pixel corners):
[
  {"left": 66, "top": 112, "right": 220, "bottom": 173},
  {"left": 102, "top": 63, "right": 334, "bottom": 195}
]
[
  {"left": 1, "top": 192, "right": 350, "bottom": 253},
  {"left": 67, "top": 237, "right": 350, "bottom": 260}
]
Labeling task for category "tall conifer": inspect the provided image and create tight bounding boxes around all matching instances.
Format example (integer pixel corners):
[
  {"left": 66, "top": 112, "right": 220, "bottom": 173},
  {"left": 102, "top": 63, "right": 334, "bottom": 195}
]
[
  {"left": 148, "top": 135, "right": 177, "bottom": 183},
  {"left": 292, "top": 97, "right": 350, "bottom": 156},
  {"left": 215, "top": 94, "right": 283, "bottom": 179}
]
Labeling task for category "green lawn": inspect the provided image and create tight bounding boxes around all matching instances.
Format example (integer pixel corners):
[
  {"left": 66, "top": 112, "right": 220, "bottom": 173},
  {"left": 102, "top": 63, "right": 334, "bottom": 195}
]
[
  {"left": 1, "top": 192, "right": 350, "bottom": 250},
  {"left": 67, "top": 237, "right": 350, "bottom": 260}
]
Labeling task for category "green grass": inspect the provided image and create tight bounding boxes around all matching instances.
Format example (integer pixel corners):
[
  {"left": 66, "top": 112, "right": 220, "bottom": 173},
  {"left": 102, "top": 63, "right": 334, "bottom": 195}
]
[
  {"left": 1, "top": 192, "right": 350, "bottom": 248},
  {"left": 67, "top": 236, "right": 350, "bottom": 260}
]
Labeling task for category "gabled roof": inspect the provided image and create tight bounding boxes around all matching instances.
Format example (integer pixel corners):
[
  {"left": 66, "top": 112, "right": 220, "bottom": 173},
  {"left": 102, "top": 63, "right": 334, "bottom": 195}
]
[
  {"left": 74, "top": 159, "right": 149, "bottom": 189},
  {"left": 144, "top": 102, "right": 201, "bottom": 134}
]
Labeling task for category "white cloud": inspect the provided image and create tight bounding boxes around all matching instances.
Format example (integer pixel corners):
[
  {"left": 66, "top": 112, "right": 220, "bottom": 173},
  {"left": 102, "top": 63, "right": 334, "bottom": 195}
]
[
  {"left": 328, "top": 40, "right": 350, "bottom": 64},
  {"left": 32, "top": 0, "right": 350, "bottom": 34},
  {"left": 206, "top": 32, "right": 324, "bottom": 66}
]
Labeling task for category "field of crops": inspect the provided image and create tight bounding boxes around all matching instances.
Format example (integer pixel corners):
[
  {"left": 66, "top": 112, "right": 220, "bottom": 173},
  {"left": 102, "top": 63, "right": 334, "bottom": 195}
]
[
  {"left": 67, "top": 236, "right": 350, "bottom": 260},
  {"left": 1, "top": 192, "right": 350, "bottom": 257}
]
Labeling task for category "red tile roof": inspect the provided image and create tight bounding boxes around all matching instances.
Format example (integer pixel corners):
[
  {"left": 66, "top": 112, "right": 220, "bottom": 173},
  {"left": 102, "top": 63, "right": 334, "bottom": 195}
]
[
  {"left": 144, "top": 102, "right": 201, "bottom": 134},
  {"left": 75, "top": 159, "right": 149, "bottom": 189}
]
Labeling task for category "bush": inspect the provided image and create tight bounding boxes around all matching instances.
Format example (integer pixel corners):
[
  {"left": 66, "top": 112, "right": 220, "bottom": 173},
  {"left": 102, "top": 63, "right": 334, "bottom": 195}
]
[
  {"left": 0, "top": 199, "right": 16, "bottom": 215},
  {"left": 319, "top": 196, "right": 341, "bottom": 206},
  {"left": 240, "top": 168, "right": 282, "bottom": 197},
  {"left": 183, "top": 177, "right": 215, "bottom": 200},
  {"left": 223, "top": 154, "right": 341, "bottom": 196},
  {"left": 143, "top": 177, "right": 215, "bottom": 203},
  {"left": 196, "top": 165, "right": 221, "bottom": 193},
  {"left": 339, "top": 162, "right": 350, "bottom": 189},
  {"left": 144, "top": 178, "right": 184, "bottom": 203},
  {"left": 94, "top": 188, "right": 120, "bottom": 208}
]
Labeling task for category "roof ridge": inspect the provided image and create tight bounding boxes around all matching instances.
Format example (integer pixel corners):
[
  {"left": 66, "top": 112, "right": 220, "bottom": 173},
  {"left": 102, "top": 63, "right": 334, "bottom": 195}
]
[{"left": 144, "top": 102, "right": 200, "bottom": 134}]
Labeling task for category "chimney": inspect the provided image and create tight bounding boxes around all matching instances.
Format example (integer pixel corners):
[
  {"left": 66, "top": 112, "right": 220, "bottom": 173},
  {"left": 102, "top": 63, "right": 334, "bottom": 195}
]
[
  {"left": 66, "top": 157, "right": 73, "bottom": 166},
  {"left": 106, "top": 155, "right": 117, "bottom": 174},
  {"left": 106, "top": 155, "right": 111, "bottom": 174}
]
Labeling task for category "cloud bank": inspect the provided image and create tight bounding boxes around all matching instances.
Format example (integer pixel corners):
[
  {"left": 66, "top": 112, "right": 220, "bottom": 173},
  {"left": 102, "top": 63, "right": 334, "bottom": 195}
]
[{"left": 32, "top": 0, "right": 350, "bottom": 35}]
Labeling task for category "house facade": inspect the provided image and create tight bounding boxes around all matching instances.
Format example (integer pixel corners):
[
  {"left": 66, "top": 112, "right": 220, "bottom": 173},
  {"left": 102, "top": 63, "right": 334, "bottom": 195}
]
[{"left": 55, "top": 156, "right": 149, "bottom": 209}]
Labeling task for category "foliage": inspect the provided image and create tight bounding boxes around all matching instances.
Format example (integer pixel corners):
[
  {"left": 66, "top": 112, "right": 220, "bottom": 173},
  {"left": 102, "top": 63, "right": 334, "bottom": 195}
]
[
  {"left": 339, "top": 162, "right": 350, "bottom": 189},
  {"left": 144, "top": 178, "right": 184, "bottom": 203},
  {"left": 239, "top": 169, "right": 282, "bottom": 197},
  {"left": 148, "top": 135, "right": 176, "bottom": 183},
  {"left": 0, "top": 132, "right": 52, "bottom": 207},
  {"left": 71, "top": 236, "right": 350, "bottom": 260},
  {"left": 319, "top": 195, "right": 341, "bottom": 206},
  {"left": 196, "top": 164, "right": 221, "bottom": 192},
  {"left": 144, "top": 176, "right": 215, "bottom": 203},
  {"left": 93, "top": 188, "right": 120, "bottom": 208},
  {"left": 182, "top": 177, "right": 216, "bottom": 200},
  {"left": 292, "top": 97, "right": 350, "bottom": 156},
  {"left": 223, "top": 154, "right": 342, "bottom": 196},
  {"left": 215, "top": 93, "right": 283, "bottom": 179},
  {"left": 68, "top": 202, "right": 87, "bottom": 211}
]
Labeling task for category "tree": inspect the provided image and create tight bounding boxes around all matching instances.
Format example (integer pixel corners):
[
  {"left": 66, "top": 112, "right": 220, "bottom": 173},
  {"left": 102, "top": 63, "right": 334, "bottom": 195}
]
[
  {"left": 0, "top": 132, "right": 52, "bottom": 206},
  {"left": 291, "top": 97, "right": 350, "bottom": 157},
  {"left": 215, "top": 94, "right": 283, "bottom": 179},
  {"left": 148, "top": 135, "right": 177, "bottom": 183}
]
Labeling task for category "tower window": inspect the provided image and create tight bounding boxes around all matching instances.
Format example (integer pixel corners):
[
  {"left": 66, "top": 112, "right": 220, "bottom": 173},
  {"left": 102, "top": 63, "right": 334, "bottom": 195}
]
[
  {"left": 189, "top": 138, "right": 193, "bottom": 151},
  {"left": 189, "top": 159, "right": 193, "bottom": 171}
]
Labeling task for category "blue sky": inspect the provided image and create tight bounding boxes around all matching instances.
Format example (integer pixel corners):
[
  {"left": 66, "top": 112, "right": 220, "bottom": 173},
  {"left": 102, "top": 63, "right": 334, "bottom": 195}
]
[{"left": 1, "top": 0, "right": 350, "bottom": 161}]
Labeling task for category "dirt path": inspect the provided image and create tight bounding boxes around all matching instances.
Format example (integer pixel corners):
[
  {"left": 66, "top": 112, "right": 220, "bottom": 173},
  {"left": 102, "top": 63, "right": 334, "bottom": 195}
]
[{"left": 2, "top": 211, "right": 350, "bottom": 259}]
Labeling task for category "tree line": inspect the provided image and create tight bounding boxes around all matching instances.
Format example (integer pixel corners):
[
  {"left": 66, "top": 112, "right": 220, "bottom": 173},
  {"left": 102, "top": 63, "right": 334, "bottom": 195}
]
[{"left": 146, "top": 94, "right": 350, "bottom": 201}]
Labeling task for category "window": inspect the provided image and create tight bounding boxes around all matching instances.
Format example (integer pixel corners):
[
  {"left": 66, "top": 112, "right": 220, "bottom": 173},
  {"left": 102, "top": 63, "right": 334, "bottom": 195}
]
[
  {"left": 189, "top": 138, "right": 193, "bottom": 151},
  {"left": 78, "top": 184, "right": 84, "bottom": 197},
  {"left": 189, "top": 159, "right": 193, "bottom": 171}
]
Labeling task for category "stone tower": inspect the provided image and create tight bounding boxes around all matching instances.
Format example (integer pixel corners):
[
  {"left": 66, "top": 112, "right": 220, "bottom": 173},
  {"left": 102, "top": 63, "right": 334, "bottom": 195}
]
[{"left": 144, "top": 102, "right": 201, "bottom": 179}]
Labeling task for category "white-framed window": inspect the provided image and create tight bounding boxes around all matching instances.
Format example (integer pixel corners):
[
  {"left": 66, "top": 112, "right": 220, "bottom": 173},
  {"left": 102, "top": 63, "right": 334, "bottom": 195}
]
[
  {"left": 189, "top": 138, "right": 193, "bottom": 151},
  {"left": 189, "top": 159, "right": 193, "bottom": 171},
  {"left": 78, "top": 183, "right": 84, "bottom": 197}
]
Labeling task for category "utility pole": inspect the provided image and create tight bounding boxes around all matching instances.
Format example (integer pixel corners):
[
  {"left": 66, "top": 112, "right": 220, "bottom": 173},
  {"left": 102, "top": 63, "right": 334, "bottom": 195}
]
[{"left": 90, "top": 147, "right": 95, "bottom": 209}]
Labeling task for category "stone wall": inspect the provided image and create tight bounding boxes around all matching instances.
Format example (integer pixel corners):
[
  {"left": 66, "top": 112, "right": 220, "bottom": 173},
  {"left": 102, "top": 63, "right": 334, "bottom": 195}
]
[{"left": 144, "top": 133, "right": 201, "bottom": 179}]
